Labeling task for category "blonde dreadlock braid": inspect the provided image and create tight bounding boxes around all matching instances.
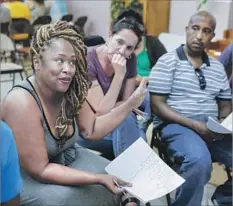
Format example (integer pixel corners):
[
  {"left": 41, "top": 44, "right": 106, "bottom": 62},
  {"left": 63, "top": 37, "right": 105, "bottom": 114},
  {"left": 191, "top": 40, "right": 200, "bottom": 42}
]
[{"left": 30, "top": 21, "right": 90, "bottom": 147}]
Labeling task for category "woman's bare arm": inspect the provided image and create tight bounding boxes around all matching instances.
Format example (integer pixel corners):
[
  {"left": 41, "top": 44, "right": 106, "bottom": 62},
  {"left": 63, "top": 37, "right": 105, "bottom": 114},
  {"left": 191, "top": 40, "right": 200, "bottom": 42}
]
[
  {"left": 78, "top": 78, "right": 148, "bottom": 140},
  {"left": 87, "top": 75, "right": 124, "bottom": 115},
  {"left": 121, "top": 77, "right": 136, "bottom": 101},
  {"left": 113, "top": 77, "right": 136, "bottom": 108},
  {"left": 1, "top": 90, "right": 102, "bottom": 186}
]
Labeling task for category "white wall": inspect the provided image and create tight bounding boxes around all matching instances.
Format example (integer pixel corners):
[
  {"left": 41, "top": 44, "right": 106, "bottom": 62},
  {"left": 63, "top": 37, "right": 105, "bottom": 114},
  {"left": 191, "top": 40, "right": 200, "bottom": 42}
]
[
  {"left": 66, "top": 0, "right": 232, "bottom": 40},
  {"left": 228, "top": 2, "right": 233, "bottom": 29},
  {"left": 67, "top": 0, "right": 111, "bottom": 39},
  {"left": 169, "top": 0, "right": 232, "bottom": 40}
]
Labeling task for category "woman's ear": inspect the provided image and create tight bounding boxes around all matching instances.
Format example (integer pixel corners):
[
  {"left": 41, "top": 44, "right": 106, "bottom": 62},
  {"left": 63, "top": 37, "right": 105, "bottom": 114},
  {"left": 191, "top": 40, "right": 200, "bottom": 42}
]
[
  {"left": 108, "top": 30, "right": 112, "bottom": 37},
  {"left": 106, "top": 31, "right": 113, "bottom": 46},
  {"left": 33, "top": 56, "right": 40, "bottom": 72}
]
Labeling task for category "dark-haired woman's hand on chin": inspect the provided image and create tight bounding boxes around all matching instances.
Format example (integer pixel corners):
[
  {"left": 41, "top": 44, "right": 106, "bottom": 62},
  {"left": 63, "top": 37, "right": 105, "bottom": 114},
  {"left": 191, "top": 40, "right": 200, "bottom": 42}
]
[
  {"left": 127, "top": 77, "right": 148, "bottom": 110},
  {"left": 97, "top": 174, "right": 132, "bottom": 194},
  {"left": 111, "top": 54, "right": 127, "bottom": 78}
]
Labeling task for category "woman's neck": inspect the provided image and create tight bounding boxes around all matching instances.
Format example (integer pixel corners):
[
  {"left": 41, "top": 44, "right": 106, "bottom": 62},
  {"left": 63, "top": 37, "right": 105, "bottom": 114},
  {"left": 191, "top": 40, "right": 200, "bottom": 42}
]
[
  {"left": 31, "top": 76, "right": 63, "bottom": 106},
  {"left": 135, "top": 36, "right": 145, "bottom": 55},
  {"left": 96, "top": 45, "right": 114, "bottom": 76},
  {"left": 96, "top": 44, "right": 110, "bottom": 61}
]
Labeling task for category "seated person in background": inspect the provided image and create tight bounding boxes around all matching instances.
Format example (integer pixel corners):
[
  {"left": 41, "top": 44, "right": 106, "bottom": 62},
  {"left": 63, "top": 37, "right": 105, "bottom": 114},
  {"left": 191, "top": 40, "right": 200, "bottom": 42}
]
[
  {"left": 149, "top": 11, "right": 232, "bottom": 206},
  {"left": 1, "top": 121, "right": 22, "bottom": 206},
  {"left": 77, "top": 16, "right": 147, "bottom": 159},
  {"left": 1, "top": 21, "right": 146, "bottom": 206},
  {"left": 3, "top": 0, "right": 31, "bottom": 22},
  {"left": 0, "top": 1, "right": 11, "bottom": 23},
  {"left": 218, "top": 42, "right": 232, "bottom": 88},
  {"left": 26, "top": 0, "right": 49, "bottom": 23},
  {"left": 114, "top": 9, "right": 167, "bottom": 131}
]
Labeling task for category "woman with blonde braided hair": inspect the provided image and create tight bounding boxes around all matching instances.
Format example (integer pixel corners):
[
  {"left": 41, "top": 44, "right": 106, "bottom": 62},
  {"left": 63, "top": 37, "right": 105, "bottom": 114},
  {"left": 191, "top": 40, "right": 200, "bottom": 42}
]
[{"left": 1, "top": 21, "right": 147, "bottom": 206}]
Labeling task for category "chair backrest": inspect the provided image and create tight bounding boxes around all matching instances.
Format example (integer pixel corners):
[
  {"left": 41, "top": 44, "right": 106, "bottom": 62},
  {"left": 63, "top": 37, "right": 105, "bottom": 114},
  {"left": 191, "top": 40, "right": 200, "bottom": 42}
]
[
  {"left": 32, "top": 15, "right": 52, "bottom": 27},
  {"left": 1, "top": 22, "right": 10, "bottom": 36},
  {"left": 84, "top": 35, "right": 105, "bottom": 47},
  {"left": 10, "top": 18, "right": 32, "bottom": 35},
  {"left": 74, "top": 16, "right": 87, "bottom": 37},
  {"left": 0, "top": 33, "right": 15, "bottom": 52},
  {"left": 75, "top": 16, "right": 87, "bottom": 28},
  {"left": 61, "top": 14, "right": 73, "bottom": 22},
  {"left": 158, "top": 32, "right": 186, "bottom": 52}
]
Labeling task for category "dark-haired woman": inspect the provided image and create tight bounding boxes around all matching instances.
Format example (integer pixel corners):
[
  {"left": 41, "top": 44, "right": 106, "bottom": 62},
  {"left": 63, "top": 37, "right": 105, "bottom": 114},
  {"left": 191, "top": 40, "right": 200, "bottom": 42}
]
[
  {"left": 78, "top": 17, "right": 148, "bottom": 160},
  {"left": 115, "top": 8, "right": 167, "bottom": 131}
]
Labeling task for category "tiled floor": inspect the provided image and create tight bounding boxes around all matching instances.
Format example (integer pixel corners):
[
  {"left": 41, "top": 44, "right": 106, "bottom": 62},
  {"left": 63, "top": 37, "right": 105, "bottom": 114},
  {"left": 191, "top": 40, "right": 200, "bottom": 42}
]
[{"left": 0, "top": 74, "right": 228, "bottom": 206}]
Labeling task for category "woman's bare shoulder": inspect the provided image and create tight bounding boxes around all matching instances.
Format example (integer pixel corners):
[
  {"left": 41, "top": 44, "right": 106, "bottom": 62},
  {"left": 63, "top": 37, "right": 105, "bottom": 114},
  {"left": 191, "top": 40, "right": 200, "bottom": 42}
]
[{"left": 1, "top": 88, "right": 41, "bottom": 119}]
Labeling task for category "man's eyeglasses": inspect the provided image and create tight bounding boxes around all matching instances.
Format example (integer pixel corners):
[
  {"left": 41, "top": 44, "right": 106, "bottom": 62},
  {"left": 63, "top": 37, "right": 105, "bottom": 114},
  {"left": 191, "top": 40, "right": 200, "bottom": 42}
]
[{"left": 195, "top": 68, "right": 206, "bottom": 90}]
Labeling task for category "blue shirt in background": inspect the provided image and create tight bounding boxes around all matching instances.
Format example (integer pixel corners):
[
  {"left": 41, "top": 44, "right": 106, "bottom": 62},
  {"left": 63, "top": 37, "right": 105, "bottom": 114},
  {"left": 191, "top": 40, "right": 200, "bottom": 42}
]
[
  {"left": 1, "top": 121, "right": 22, "bottom": 203},
  {"left": 48, "top": 0, "right": 67, "bottom": 21},
  {"left": 218, "top": 43, "right": 233, "bottom": 69},
  {"left": 218, "top": 43, "right": 233, "bottom": 88}
]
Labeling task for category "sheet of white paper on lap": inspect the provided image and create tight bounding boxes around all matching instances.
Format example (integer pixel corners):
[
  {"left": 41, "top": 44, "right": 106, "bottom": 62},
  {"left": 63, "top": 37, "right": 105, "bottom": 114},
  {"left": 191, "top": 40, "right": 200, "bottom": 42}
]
[
  {"left": 105, "top": 138, "right": 185, "bottom": 203},
  {"left": 207, "top": 113, "right": 232, "bottom": 134}
]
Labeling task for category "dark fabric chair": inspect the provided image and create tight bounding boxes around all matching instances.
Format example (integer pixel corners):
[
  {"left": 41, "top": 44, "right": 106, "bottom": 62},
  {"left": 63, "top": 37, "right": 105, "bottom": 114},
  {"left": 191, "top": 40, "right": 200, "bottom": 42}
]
[
  {"left": 150, "top": 122, "right": 232, "bottom": 206},
  {"left": 84, "top": 35, "right": 105, "bottom": 47},
  {"left": 74, "top": 16, "right": 87, "bottom": 37},
  {"left": 32, "top": 15, "right": 52, "bottom": 27},
  {"left": 9, "top": 18, "right": 32, "bottom": 47},
  {"left": 32, "top": 15, "right": 52, "bottom": 34},
  {"left": 1, "top": 22, "right": 10, "bottom": 36},
  {"left": 10, "top": 18, "right": 32, "bottom": 36},
  {"left": 61, "top": 14, "right": 73, "bottom": 22}
]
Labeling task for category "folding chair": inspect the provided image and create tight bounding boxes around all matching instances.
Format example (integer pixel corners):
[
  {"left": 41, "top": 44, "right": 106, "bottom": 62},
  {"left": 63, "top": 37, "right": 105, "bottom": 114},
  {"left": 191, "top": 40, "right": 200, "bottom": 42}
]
[
  {"left": 150, "top": 122, "right": 232, "bottom": 206},
  {"left": 0, "top": 33, "right": 24, "bottom": 86},
  {"left": 0, "top": 62, "right": 24, "bottom": 86}
]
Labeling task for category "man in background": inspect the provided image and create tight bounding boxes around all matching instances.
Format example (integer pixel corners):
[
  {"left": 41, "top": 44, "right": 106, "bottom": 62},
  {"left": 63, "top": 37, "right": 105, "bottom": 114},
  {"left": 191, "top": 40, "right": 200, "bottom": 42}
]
[{"left": 149, "top": 11, "right": 232, "bottom": 206}]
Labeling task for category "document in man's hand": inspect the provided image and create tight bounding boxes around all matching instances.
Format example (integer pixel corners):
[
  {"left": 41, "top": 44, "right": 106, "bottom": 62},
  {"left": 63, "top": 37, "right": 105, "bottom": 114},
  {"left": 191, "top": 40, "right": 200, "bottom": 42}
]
[
  {"left": 105, "top": 138, "right": 185, "bottom": 203},
  {"left": 207, "top": 113, "right": 232, "bottom": 134}
]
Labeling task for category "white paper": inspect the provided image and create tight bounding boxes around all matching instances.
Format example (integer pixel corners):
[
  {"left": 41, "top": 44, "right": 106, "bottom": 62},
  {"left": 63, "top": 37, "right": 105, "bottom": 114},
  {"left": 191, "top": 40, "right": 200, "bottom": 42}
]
[
  {"left": 105, "top": 138, "right": 185, "bottom": 203},
  {"left": 207, "top": 113, "right": 232, "bottom": 134},
  {"left": 221, "top": 113, "right": 232, "bottom": 132}
]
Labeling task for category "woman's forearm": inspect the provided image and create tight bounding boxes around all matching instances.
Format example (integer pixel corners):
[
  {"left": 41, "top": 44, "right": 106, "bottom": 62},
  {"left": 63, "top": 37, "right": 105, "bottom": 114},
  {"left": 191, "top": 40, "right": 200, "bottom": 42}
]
[
  {"left": 89, "top": 101, "right": 132, "bottom": 140},
  {"left": 135, "top": 75, "right": 142, "bottom": 86},
  {"left": 97, "top": 75, "right": 124, "bottom": 114},
  {"left": 38, "top": 163, "right": 101, "bottom": 186}
]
